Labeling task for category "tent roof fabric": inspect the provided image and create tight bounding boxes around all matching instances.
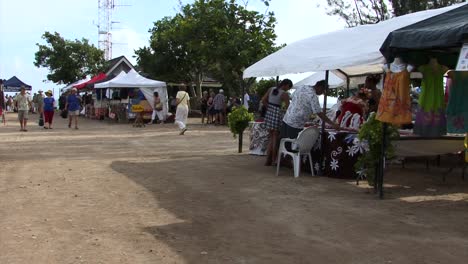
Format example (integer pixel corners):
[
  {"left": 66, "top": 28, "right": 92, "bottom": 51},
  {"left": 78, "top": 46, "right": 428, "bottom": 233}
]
[
  {"left": 94, "top": 69, "right": 166, "bottom": 89},
  {"left": 243, "top": 3, "right": 463, "bottom": 78},
  {"left": 295, "top": 71, "right": 345, "bottom": 89},
  {"left": 3, "top": 76, "right": 32, "bottom": 91},
  {"left": 380, "top": 3, "right": 468, "bottom": 60},
  {"left": 74, "top": 73, "right": 107, "bottom": 90},
  {"left": 61, "top": 77, "right": 90, "bottom": 93}
]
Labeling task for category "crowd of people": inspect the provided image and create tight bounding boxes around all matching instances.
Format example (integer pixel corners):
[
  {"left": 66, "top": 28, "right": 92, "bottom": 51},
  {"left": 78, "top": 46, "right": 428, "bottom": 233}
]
[{"left": 0, "top": 86, "right": 89, "bottom": 132}]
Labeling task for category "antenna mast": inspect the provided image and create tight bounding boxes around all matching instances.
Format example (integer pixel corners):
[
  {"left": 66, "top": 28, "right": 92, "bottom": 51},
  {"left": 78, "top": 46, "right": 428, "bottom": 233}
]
[{"left": 98, "top": 0, "right": 114, "bottom": 60}]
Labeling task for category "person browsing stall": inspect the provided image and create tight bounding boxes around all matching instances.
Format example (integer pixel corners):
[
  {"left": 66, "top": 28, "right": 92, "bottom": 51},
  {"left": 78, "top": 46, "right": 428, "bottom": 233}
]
[
  {"left": 262, "top": 79, "right": 292, "bottom": 166},
  {"left": 281, "top": 80, "right": 340, "bottom": 141}
]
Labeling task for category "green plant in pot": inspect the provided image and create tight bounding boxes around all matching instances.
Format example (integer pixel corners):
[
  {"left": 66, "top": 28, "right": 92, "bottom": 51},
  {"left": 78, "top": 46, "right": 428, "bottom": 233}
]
[
  {"left": 228, "top": 106, "right": 254, "bottom": 153},
  {"left": 354, "top": 113, "right": 399, "bottom": 186}
]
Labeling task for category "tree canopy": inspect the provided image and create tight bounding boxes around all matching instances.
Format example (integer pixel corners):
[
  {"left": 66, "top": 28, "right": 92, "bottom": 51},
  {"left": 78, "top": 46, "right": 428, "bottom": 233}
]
[
  {"left": 135, "top": 0, "right": 279, "bottom": 97},
  {"left": 325, "top": 0, "right": 465, "bottom": 27},
  {"left": 34, "top": 31, "right": 106, "bottom": 85}
]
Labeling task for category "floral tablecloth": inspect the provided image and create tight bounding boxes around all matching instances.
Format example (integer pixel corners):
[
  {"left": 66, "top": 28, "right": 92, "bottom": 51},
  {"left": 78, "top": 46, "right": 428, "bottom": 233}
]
[
  {"left": 249, "top": 121, "right": 269, "bottom": 156},
  {"left": 249, "top": 122, "right": 365, "bottom": 178},
  {"left": 310, "top": 130, "right": 366, "bottom": 179}
]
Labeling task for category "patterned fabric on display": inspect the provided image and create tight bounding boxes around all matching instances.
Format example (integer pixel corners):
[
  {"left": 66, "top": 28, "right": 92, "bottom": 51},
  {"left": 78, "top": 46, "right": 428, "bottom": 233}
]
[{"left": 376, "top": 70, "right": 412, "bottom": 125}]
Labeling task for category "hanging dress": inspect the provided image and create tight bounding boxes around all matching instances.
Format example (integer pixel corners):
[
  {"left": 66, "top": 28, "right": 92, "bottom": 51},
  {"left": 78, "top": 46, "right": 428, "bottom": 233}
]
[
  {"left": 446, "top": 71, "right": 468, "bottom": 133},
  {"left": 413, "top": 64, "right": 447, "bottom": 137},
  {"left": 376, "top": 70, "right": 412, "bottom": 125}
]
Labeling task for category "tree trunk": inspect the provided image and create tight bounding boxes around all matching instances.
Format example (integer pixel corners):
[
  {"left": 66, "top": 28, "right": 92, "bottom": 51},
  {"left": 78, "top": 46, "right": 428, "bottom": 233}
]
[
  {"left": 238, "top": 131, "right": 243, "bottom": 153},
  {"left": 195, "top": 72, "right": 204, "bottom": 98}
]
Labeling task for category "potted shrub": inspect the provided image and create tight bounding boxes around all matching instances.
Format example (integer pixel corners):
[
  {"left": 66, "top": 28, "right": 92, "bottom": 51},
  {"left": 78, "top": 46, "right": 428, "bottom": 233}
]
[{"left": 228, "top": 106, "right": 254, "bottom": 153}]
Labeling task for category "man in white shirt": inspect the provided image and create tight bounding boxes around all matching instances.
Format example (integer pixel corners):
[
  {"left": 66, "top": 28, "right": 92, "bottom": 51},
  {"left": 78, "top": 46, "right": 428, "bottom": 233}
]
[
  {"left": 14, "top": 87, "right": 32, "bottom": 131},
  {"left": 281, "top": 80, "right": 339, "bottom": 141},
  {"left": 243, "top": 92, "right": 250, "bottom": 110}
]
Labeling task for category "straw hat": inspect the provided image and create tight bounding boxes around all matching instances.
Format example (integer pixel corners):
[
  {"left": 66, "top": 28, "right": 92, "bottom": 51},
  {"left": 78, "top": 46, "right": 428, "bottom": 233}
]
[{"left": 45, "top": 90, "right": 53, "bottom": 96}]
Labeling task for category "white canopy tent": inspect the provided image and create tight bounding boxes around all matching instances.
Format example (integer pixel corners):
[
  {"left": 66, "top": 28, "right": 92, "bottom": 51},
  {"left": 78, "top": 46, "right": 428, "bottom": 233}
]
[
  {"left": 95, "top": 69, "right": 169, "bottom": 118},
  {"left": 295, "top": 71, "right": 345, "bottom": 88},
  {"left": 243, "top": 3, "right": 464, "bottom": 79}
]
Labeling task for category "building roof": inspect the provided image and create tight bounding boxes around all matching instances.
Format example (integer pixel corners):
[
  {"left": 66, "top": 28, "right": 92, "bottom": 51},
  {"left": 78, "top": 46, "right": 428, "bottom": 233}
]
[{"left": 105, "top": 56, "right": 135, "bottom": 76}]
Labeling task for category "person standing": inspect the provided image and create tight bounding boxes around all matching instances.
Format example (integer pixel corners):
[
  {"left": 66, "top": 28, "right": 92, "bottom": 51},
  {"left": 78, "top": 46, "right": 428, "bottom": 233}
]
[
  {"left": 175, "top": 84, "right": 190, "bottom": 135},
  {"left": 43, "top": 90, "right": 55, "bottom": 129},
  {"left": 261, "top": 79, "right": 292, "bottom": 166},
  {"left": 243, "top": 91, "right": 250, "bottom": 110},
  {"left": 58, "top": 93, "right": 66, "bottom": 111},
  {"left": 207, "top": 91, "right": 216, "bottom": 124},
  {"left": 200, "top": 91, "right": 209, "bottom": 124},
  {"left": 14, "top": 87, "right": 32, "bottom": 131},
  {"left": 213, "top": 89, "right": 226, "bottom": 125},
  {"left": 65, "top": 88, "right": 81, "bottom": 129},
  {"left": 281, "top": 80, "right": 340, "bottom": 142}
]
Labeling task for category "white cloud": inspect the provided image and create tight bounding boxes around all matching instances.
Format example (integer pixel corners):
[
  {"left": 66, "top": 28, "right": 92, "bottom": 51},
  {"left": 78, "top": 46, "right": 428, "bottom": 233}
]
[{"left": 111, "top": 27, "right": 150, "bottom": 64}]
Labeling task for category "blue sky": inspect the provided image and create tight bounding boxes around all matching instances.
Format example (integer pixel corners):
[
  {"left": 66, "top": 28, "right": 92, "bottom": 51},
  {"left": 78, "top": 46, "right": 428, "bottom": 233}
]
[{"left": 0, "top": 0, "right": 344, "bottom": 95}]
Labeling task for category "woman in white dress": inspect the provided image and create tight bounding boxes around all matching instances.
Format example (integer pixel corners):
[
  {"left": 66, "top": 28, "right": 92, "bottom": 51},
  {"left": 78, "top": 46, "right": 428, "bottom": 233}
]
[{"left": 175, "top": 84, "right": 190, "bottom": 135}]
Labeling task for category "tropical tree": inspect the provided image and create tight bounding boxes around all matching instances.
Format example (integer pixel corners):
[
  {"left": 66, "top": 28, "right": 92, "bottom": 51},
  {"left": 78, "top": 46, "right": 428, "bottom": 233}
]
[
  {"left": 135, "top": 0, "right": 279, "bottom": 98},
  {"left": 325, "top": 0, "right": 464, "bottom": 27},
  {"left": 34, "top": 31, "right": 105, "bottom": 85},
  {"left": 391, "top": 0, "right": 465, "bottom": 16}
]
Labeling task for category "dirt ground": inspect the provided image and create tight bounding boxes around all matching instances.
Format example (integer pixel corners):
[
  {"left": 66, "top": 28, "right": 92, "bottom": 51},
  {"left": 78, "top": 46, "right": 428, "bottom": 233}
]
[{"left": 0, "top": 112, "right": 467, "bottom": 264}]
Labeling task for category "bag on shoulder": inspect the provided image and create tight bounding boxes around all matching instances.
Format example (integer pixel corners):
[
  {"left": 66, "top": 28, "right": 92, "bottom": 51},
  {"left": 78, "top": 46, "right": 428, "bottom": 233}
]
[
  {"left": 61, "top": 109, "right": 68, "bottom": 119},
  {"left": 155, "top": 102, "right": 163, "bottom": 111}
]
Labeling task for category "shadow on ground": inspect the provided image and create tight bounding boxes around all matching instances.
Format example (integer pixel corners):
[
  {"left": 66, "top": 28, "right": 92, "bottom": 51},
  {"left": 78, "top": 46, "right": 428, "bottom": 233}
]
[{"left": 111, "top": 153, "right": 468, "bottom": 264}]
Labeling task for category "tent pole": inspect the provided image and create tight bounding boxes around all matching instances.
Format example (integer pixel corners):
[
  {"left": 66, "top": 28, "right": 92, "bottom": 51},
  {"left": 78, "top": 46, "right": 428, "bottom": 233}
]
[
  {"left": 346, "top": 77, "right": 350, "bottom": 98},
  {"left": 319, "top": 70, "right": 330, "bottom": 176},
  {"left": 377, "top": 68, "right": 389, "bottom": 199}
]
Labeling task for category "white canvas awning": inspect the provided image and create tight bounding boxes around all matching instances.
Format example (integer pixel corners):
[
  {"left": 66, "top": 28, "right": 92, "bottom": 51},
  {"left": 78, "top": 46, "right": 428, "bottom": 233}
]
[
  {"left": 295, "top": 71, "right": 345, "bottom": 88},
  {"left": 243, "top": 4, "right": 463, "bottom": 78}
]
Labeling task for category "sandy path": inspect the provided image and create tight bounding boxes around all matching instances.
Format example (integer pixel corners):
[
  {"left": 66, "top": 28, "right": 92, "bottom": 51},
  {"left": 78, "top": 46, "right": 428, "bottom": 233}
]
[{"left": 0, "top": 112, "right": 467, "bottom": 264}]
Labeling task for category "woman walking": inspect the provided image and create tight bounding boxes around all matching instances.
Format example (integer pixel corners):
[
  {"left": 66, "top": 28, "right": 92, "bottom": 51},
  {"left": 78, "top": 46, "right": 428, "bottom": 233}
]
[
  {"left": 43, "top": 90, "right": 55, "bottom": 129},
  {"left": 65, "top": 88, "right": 81, "bottom": 129},
  {"left": 175, "top": 84, "right": 190, "bottom": 135},
  {"left": 151, "top": 91, "right": 164, "bottom": 124},
  {"left": 261, "top": 79, "right": 293, "bottom": 166}
]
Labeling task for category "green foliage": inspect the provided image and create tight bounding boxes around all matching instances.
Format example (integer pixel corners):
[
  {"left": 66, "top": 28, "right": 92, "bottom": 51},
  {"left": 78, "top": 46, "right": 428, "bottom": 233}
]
[
  {"left": 391, "top": 0, "right": 465, "bottom": 16},
  {"left": 251, "top": 78, "right": 276, "bottom": 98},
  {"left": 34, "top": 32, "right": 105, "bottom": 85},
  {"left": 354, "top": 113, "right": 399, "bottom": 186},
  {"left": 325, "top": 0, "right": 391, "bottom": 27},
  {"left": 228, "top": 106, "right": 254, "bottom": 137},
  {"left": 136, "top": 0, "right": 279, "bottom": 98},
  {"left": 325, "top": 0, "right": 464, "bottom": 27}
]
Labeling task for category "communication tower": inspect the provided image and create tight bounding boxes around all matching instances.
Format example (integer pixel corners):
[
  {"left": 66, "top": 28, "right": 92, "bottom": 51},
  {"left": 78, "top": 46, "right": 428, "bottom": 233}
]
[{"left": 98, "top": 0, "right": 114, "bottom": 60}]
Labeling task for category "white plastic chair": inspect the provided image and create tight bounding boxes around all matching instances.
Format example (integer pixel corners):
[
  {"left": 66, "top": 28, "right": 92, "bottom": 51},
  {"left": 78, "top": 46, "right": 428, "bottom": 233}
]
[{"left": 276, "top": 127, "right": 320, "bottom": 178}]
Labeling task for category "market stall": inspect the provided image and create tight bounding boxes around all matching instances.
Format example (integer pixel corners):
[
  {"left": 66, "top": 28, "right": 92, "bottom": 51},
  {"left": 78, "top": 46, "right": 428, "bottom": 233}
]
[
  {"left": 244, "top": 3, "right": 467, "bottom": 187},
  {"left": 3, "top": 76, "right": 32, "bottom": 92},
  {"left": 374, "top": 2, "right": 468, "bottom": 197},
  {"left": 94, "top": 69, "right": 168, "bottom": 123}
]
